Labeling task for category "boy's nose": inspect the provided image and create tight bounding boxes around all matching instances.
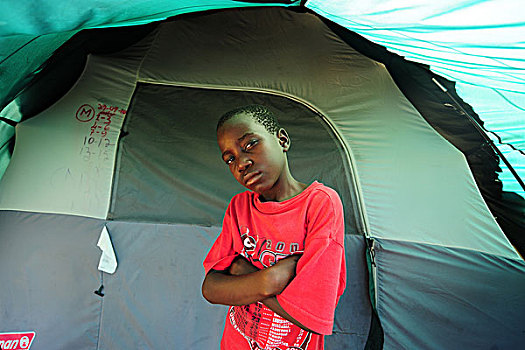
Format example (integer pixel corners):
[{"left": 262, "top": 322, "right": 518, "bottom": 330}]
[{"left": 238, "top": 156, "right": 252, "bottom": 172}]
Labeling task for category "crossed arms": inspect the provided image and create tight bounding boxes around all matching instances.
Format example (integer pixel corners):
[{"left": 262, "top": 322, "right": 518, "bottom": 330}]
[{"left": 201, "top": 254, "right": 314, "bottom": 333}]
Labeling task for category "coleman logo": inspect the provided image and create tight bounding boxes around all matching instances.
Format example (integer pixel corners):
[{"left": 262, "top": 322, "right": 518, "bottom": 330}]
[{"left": 0, "top": 332, "right": 35, "bottom": 350}]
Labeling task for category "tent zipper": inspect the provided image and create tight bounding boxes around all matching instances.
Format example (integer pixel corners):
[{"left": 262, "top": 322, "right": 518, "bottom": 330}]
[{"left": 367, "top": 237, "right": 378, "bottom": 309}]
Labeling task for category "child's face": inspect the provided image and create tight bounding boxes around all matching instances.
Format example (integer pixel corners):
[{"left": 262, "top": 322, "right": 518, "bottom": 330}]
[{"left": 217, "top": 113, "right": 289, "bottom": 196}]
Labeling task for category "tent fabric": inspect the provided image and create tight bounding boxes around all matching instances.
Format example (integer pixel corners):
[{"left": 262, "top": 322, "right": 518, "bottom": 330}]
[
  {"left": 0, "top": 32, "right": 153, "bottom": 218},
  {"left": 0, "top": 1, "right": 299, "bottom": 117},
  {"left": 318, "top": 16, "right": 525, "bottom": 256},
  {"left": 0, "top": 31, "right": 77, "bottom": 178},
  {"left": 0, "top": 5, "right": 524, "bottom": 350},
  {"left": 0, "top": 6, "right": 517, "bottom": 254},
  {"left": 112, "top": 83, "right": 357, "bottom": 231},
  {"left": 134, "top": 8, "right": 517, "bottom": 257},
  {"left": 326, "top": 235, "right": 372, "bottom": 349},
  {"left": 0, "top": 211, "right": 103, "bottom": 349},
  {"left": 0, "top": 212, "right": 371, "bottom": 349},
  {"left": 98, "top": 221, "right": 228, "bottom": 349},
  {"left": 374, "top": 237, "right": 525, "bottom": 349},
  {"left": 307, "top": 0, "right": 525, "bottom": 197},
  {"left": 0, "top": 1, "right": 300, "bottom": 37},
  {"left": 1, "top": 0, "right": 523, "bottom": 197},
  {"left": 0, "top": 31, "right": 78, "bottom": 116}
]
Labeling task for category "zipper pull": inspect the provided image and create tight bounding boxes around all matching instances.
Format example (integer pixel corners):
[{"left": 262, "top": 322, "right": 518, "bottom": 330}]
[{"left": 368, "top": 238, "right": 376, "bottom": 267}]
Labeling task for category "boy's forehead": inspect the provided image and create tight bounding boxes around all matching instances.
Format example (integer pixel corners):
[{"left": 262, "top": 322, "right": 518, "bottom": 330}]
[
  {"left": 224, "top": 112, "right": 255, "bottom": 127},
  {"left": 216, "top": 116, "right": 275, "bottom": 151},
  {"left": 218, "top": 113, "right": 267, "bottom": 136}
]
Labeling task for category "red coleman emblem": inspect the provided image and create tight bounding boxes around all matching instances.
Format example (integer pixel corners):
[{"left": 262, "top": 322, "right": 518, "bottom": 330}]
[{"left": 0, "top": 332, "right": 35, "bottom": 350}]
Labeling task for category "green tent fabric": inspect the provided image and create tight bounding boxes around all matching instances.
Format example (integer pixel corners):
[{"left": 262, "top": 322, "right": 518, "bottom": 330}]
[{"left": 1, "top": 0, "right": 523, "bottom": 197}]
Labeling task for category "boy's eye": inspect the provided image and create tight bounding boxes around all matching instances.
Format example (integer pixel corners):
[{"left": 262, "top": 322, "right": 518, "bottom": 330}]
[
  {"left": 225, "top": 156, "right": 235, "bottom": 165},
  {"left": 244, "top": 139, "right": 258, "bottom": 150}
]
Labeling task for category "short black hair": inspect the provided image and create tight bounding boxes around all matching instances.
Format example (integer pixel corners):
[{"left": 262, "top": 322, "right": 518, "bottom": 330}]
[{"left": 217, "top": 105, "right": 281, "bottom": 135}]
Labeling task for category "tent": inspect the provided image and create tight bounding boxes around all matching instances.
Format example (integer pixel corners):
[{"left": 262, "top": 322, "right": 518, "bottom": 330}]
[{"left": 1, "top": 2, "right": 524, "bottom": 349}]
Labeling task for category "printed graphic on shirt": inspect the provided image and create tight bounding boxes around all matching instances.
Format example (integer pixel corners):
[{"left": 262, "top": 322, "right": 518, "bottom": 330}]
[
  {"left": 233, "top": 225, "right": 309, "bottom": 349},
  {"left": 229, "top": 305, "right": 312, "bottom": 350},
  {"left": 241, "top": 226, "right": 258, "bottom": 253},
  {"left": 239, "top": 226, "right": 303, "bottom": 268}
]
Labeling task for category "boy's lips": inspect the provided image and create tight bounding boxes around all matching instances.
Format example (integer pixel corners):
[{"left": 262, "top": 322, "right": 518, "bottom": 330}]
[{"left": 244, "top": 171, "right": 262, "bottom": 186}]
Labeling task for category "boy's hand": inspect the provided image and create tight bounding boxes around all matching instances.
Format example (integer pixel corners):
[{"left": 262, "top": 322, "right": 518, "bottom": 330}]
[{"left": 229, "top": 256, "right": 259, "bottom": 276}]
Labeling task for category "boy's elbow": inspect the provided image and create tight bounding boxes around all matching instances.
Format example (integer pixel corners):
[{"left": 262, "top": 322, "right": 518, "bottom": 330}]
[
  {"left": 202, "top": 270, "right": 228, "bottom": 304},
  {"left": 201, "top": 276, "right": 217, "bottom": 304}
]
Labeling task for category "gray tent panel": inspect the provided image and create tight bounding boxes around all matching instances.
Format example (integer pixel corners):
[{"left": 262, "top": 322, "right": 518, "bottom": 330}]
[
  {"left": 95, "top": 222, "right": 371, "bottom": 349},
  {"left": 110, "top": 84, "right": 358, "bottom": 233},
  {"left": 98, "top": 221, "right": 226, "bottom": 349},
  {"left": 327, "top": 234, "right": 372, "bottom": 349},
  {"left": 374, "top": 238, "right": 525, "bottom": 349},
  {"left": 0, "top": 210, "right": 103, "bottom": 349}
]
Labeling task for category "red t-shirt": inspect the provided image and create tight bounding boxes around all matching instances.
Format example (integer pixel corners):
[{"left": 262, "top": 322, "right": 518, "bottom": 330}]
[{"left": 203, "top": 181, "right": 346, "bottom": 350}]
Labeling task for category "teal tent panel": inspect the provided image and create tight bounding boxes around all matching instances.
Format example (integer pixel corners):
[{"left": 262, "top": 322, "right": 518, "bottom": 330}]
[
  {"left": 374, "top": 237, "right": 525, "bottom": 349},
  {"left": 0, "top": 117, "right": 15, "bottom": 179},
  {"left": 307, "top": 0, "right": 525, "bottom": 197},
  {"left": 456, "top": 84, "right": 525, "bottom": 196},
  {"left": 460, "top": 87, "right": 525, "bottom": 151},
  {"left": 307, "top": 0, "right": 524, "bottom": 93},
  {"left": 0, "top": 31, "right": 77, "bottom": 109},
  {"left": 0, "top": 1, "right": 300, "bottom": 36}
]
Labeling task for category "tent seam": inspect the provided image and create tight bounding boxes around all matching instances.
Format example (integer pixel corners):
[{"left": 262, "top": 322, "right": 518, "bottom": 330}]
[
  {"left": 371, "top": 236, "right": 522, "bottom": 261},
  {"left": 135, "top": 27, "right": 161, "bottom": 82},
  {"left": 95, "top": 271, "right": 104, "bottom": 350}
]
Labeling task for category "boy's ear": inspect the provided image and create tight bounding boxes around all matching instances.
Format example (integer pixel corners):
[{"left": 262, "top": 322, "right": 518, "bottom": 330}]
[{"left": 277, "top": 128, "right": 290, "bottom": 152}]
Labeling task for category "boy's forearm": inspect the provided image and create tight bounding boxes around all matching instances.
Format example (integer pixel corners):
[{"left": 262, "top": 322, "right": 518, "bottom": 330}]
[
  {"left": 202, "top": 254, "right": 300, "bottom": 308},
  {"left": 202, "top": 267, "right": 285, "bottom": 306},
  {"left": 261, "top": 296, "right": 316, "bottom": 333},
  {"left": 235, "top": 256, "right": 314, "bottom": 332}
]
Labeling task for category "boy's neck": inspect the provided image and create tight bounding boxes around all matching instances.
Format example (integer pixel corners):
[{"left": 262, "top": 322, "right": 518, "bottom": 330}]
[{"left": 258, "top": 177, "right": 308, "bottom": 202}]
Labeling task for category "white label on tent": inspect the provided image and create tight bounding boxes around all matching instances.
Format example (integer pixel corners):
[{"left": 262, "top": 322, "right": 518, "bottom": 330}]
[{"left": 97, "top": 225, "right": 117, "bottom": 274}]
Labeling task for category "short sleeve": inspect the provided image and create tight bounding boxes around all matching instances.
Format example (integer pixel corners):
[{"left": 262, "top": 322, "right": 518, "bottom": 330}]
[
  {"left": 203, "top": 202, "right": 240, "bottom": 275},
  {"left": 276, "top": 190, "right": 346, "bottom": 335}
]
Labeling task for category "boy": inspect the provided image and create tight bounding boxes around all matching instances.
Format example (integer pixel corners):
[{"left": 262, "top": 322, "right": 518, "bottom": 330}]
[{"left": 202, "top": 105, "right": 346, "bottom": 350}]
